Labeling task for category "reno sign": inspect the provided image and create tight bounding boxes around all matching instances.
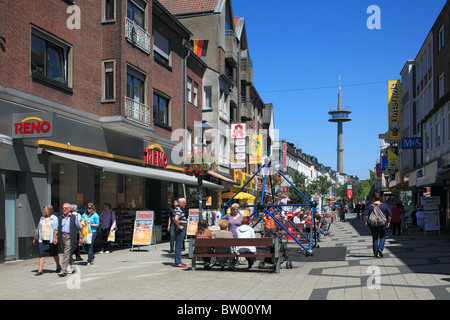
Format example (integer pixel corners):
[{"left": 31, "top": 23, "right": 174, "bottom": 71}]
[
  {"left": 12, "top": 112, "right": 54, "bottom": 139},
  {"left": 143, "top": 144, "right": 168, "bottom": 168}
]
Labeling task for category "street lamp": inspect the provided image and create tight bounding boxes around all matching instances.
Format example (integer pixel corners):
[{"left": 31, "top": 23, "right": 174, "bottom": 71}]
[{"left": 191, "top": 120, "right": 213, "bottom": 221}]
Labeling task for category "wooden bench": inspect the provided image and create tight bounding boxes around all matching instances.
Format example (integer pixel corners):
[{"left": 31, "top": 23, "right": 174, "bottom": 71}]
[{"left": 188, "top": 237, "right": 282, "bottom": 273}]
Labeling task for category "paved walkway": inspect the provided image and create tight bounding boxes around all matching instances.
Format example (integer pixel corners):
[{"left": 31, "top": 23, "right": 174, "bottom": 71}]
[{"left": 1, "top": 211, "right": 450, "bottom": 300}]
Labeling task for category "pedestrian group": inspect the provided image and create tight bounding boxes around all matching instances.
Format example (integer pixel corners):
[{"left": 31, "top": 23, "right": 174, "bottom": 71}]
[{"left": 33, "top": 202, "right": 116, "bottom": 276}]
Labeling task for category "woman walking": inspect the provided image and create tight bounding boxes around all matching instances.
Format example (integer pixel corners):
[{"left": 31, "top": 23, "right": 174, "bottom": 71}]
[{"left": 33, "top": 205, "right": 61, "bottom": 276}]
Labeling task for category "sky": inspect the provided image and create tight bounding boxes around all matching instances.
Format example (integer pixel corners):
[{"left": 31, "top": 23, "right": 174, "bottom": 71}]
[{"left": 232, "top": 0, "right": 447, "bottom": 180}]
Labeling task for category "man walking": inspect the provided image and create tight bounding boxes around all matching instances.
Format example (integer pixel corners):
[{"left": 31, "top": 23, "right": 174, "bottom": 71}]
[
  {"left": 173, "top": 198, "right": 188, "bottom": 267},
  {"left": 58, "top": 203, "right": 82, "bottom": 276},
  {"left": 364, "top": 193, "right": 392, "bottom": 258}
]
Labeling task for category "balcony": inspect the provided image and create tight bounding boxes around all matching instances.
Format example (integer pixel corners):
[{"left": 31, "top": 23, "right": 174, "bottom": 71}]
[
  {"left": 240, "top": 58, "right": 253, "bottom": 84},
  {"left": 125, "top": 96, "right": 151, "bottom": 125},
  {"left": 125, "top": 17, "right": 151, "bottom": 54}
]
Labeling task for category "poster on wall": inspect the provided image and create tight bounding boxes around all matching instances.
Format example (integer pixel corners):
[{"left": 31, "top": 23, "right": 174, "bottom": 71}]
[
  {"left": 132, "top": 210, "right": 154, "bottom": 251},
  {"left": 186, "top": 209, "right": 200, "bottom": 236},
  {"left": 420, "top": 196, "right": 441, "bottom": 235}
]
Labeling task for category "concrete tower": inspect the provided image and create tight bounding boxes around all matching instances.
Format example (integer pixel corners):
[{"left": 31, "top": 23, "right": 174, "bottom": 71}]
[{"left": 328, "top": 73, "right": 351, "bottom": 174}]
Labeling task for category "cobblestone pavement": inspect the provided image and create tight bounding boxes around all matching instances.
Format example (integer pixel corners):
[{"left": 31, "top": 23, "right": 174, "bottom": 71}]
[{"left": 1, "top": 211, "right": 450, "bottom": 300}]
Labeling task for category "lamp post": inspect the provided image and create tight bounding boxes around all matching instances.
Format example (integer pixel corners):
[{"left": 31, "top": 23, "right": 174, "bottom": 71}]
[{"left": 192, "top": 120, "right": 213, "bottom": 221}]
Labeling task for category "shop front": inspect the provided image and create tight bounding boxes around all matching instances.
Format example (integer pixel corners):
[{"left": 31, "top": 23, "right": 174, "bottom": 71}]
[{"left": 0, "top": 97, "right": 223, "bottom": 262}]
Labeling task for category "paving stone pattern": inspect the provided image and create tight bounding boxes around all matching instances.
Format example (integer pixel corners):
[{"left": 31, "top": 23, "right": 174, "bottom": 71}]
[{"left": 1, "top": 211, "right": 450, "bottom": 300}]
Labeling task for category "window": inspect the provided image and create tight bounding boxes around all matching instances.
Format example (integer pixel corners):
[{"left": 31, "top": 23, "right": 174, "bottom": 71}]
[
  {"left": 31, "top": 30, "right": 71, "bottom": 88},
  {"left": 425, "top": 122, "right": 430, "bottom": 153},
  {"left": 187, "top": 78, "right": 192, "bottom": 103},
  {"left": 203, "top": 86, "right": 212, "bottom": 110},
  {"left": 439, "top": 72, "right": 445, "bottom": 99},
  {"left": 102, "top": 61, "right": 115, "bottom": 101},
  {"left": 439, "top": 25, "right": 445, "bottom": 51},
  {"left": 103, "top": 0, "right": 115, "bottom": 21},
  {"left": 127, "top": 0, "right": 145, "bottom": 29},
  {"left": 193, "top": 83, "right": 198, "bottom": 107},
  {"left": 153, "top": 30, "right": 170, "bottom": 66},
  {"left": 436, "top": 113, "right": 441, "bottom": 147},
  {"left": 126, "top": 68, "right": 145, "bottom": 104},
  {"left": 153, "top": 93, "right": 170, "bottom": 126}
]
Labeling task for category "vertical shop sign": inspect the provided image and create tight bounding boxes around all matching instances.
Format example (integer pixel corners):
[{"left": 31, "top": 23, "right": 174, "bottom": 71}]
[
  {"left": 230, "top": 123, "right": 246, "bottom": 169},
  {"left": 388, "top": 80, "right": 401, "bottom": 141}
]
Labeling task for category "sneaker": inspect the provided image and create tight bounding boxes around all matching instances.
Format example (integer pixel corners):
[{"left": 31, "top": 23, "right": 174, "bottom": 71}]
[
  {"left": 378, "top": 249, "right": 384, "bottom": 258},
  {"left": 87, "top": 263, "right": 92, "bottom": 267},
  {"left": 104, "top": 251, "right": 110, "bottom": 254}
]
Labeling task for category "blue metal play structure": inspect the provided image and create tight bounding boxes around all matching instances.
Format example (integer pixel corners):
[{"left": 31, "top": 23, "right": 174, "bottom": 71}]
[{"left": 221, "top": 161, "right": 317, "bottom": 256}]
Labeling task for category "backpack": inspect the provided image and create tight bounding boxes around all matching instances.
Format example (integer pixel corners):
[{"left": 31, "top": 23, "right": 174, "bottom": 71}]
[{"left": 369, "top": 203, "right": 387, "bottom": 227}]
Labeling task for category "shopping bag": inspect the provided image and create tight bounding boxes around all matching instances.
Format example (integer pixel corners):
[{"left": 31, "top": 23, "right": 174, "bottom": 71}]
[
  {"left": 107, "top": 230, "right": 116, "bottom": 242},
  {"left": 82, "top": 223, "right": 92, "bottom": 245}
]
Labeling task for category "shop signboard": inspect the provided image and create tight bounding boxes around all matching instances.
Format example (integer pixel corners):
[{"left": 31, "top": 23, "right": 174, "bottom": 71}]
[
  {"left": 186, "top": 209, "right": 199, "bottom": 236},
  {"left": 144, "top": 145, "right": 169, "bottom": 168},
  {"left": 420, "top": 196, "right": 441, "bottom": 235},
  {"left": 12, "top": 112, "right": 54, "bottom": 138},
  {"left": 132, "top": 210, "right": 154, "bottom": 250}
]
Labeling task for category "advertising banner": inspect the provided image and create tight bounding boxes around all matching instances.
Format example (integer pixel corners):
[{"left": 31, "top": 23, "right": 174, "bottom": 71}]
[
  {"left": 249, "top": 135, "right": 262, "bottom": 164},
  {"left": 388, "top": 80, "right": 401, "bottom": 141},
  {"left": 132, "top": 211, "right": 154, "bottom": 247},
  {"left": 186, "top": 209, "right": 200, "bottom": 236}
]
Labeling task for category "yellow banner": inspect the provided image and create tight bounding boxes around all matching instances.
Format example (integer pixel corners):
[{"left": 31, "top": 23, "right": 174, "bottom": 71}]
[
  {"left": 388, "top": 80, "right": 401, "bottom": 141},
  {"left": 388, "top": 150, "right": 398, "bottom": 170},
  {"left": 249, "top": 135, "right": 262, "bottom": 164}
]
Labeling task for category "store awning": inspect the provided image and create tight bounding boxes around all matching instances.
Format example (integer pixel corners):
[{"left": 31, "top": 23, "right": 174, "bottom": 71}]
[
  {"left": 47, "top": 150, "right": 224, "bottom": 189},
  {"left": 221, "top": 191, "right": 255, "bottom": 200},
  {"left": 207, "top": 170, "right": 238, "bottom": 184}
]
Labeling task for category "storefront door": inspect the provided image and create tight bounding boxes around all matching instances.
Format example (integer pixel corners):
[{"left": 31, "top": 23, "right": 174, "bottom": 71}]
[{"left": 5, "top": 192, "right": 17, "bottom": 260}]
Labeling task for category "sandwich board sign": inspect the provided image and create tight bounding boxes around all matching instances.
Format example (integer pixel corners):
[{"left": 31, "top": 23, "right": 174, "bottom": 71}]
[{"left": 132, "top": 210, "right": 154, "bottom": 251}]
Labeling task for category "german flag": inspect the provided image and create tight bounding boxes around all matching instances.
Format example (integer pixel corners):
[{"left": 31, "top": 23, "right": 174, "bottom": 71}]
[{"left": 193, "top": 39, "right": 209, "bottom": 57}]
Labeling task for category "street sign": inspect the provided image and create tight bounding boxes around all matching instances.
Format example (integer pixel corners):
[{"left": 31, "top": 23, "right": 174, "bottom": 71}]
[{"left": 401, "top": 137, "right": 421, "bottom": 149}]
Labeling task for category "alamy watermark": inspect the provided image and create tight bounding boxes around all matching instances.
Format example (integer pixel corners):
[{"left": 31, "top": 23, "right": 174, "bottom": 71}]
[
  {"left": 366, "top": 5, "right": 381, "bottom": 30},
  {"left": 366, "top": 265, "right": 381, "bottom": 290}
]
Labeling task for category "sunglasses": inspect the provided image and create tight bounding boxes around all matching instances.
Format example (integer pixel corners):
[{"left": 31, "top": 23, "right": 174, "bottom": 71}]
[{"left": 88, "top": 207, "right": 93, "bottom": 209}]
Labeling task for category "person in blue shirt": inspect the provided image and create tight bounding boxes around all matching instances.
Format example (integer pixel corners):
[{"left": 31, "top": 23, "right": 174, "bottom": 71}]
[
  {"left": 58, "top": 203, "right": 83, "bottom": 276},
  {"left": 81, "top": 202, "right": 100, "bottom": 266}
]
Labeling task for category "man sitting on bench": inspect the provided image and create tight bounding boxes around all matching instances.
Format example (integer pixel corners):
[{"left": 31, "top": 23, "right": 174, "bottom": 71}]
[{"left": 235, "top": 216, "right": 256, "bottom": 268}]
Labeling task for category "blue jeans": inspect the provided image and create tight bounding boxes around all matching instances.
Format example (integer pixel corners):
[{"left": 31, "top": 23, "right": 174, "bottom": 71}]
[
  {"left": 84, "top": 231, "right": 97, "bottom": 263},
  {"left": 174, "top": 227, "right": 186, "bottom": 265},
  {"left": 169, "top": 223, "right": 176, "bottom": 251},
  {"left": 369, "top": 225, "right": 386, "bottom": 255}
]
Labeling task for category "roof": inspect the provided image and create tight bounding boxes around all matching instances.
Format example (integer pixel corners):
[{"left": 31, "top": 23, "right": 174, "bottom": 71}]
[{"left": 158, "top": 0, "right": 222, "bottom": 16}]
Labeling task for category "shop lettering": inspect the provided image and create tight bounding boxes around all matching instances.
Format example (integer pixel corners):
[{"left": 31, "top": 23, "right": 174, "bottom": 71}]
[
  {"left": 144, "top": 149, "right": 168, "bottom": 168},
  {"left": 14, "top": 118, "right": 51, "bottom": 135},
  {"left": 137, "top": 212, "right": 152, "bottom": 219}
]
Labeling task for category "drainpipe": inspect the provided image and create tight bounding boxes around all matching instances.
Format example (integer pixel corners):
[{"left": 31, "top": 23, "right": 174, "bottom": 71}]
[{"left": 182, "top": 39, "right": 192, "bottom": 157}]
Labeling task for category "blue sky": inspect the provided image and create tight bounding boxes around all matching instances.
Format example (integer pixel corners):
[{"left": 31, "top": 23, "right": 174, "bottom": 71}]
[{"left": 232, "top": 0, "right": 447, "bottom": 180}]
